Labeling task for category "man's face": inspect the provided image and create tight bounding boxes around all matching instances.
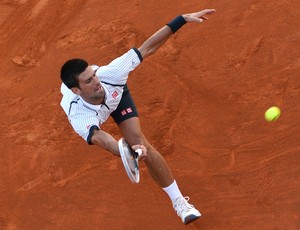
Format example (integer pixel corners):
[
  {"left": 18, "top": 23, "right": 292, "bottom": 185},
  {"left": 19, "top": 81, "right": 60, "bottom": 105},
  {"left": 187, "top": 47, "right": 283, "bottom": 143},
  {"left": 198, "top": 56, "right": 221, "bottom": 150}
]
[{"left": 72, "top": 66, "right": 105, "bottom": 104}]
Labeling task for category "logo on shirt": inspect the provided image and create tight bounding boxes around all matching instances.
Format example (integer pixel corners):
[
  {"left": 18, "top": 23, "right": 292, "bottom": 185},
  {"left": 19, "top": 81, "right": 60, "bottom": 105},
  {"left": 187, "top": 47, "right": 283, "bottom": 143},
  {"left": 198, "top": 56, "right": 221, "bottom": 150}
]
[
  {"left": 121, "top": 107, "right": 133, "bottom": 116},
  {"left": 112, "top": 91, "right": 118, "bottom": 99}
]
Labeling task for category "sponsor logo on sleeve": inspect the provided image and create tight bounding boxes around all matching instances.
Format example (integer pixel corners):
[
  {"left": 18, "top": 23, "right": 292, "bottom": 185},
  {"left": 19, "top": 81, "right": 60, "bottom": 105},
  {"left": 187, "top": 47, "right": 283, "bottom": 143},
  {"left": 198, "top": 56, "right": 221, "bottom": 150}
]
[{"left": 112, "top": 91, "right": 118, "bottom": 99}]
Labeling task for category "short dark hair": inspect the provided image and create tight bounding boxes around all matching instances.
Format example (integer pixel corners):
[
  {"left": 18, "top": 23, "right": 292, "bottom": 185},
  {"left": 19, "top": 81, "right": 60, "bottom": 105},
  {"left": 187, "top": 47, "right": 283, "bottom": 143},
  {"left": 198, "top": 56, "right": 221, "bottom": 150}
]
[{"left": 60, "top": 58, "right": 88, "bottom": 89}]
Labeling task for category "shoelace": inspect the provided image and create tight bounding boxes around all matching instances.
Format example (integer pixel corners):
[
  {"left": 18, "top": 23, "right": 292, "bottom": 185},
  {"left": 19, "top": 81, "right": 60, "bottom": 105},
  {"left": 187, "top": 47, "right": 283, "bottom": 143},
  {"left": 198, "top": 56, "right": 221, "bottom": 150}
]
[{"left": 174, "top": 196, "right": 194, "bottom": 214}]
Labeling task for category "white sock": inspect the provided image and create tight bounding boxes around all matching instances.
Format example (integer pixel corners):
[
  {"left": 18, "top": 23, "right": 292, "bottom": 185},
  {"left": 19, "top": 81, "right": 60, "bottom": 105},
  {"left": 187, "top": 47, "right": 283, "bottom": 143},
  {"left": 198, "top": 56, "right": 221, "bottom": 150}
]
[{"left": 162, "top": 180, "right": 183, "bottom": 203}]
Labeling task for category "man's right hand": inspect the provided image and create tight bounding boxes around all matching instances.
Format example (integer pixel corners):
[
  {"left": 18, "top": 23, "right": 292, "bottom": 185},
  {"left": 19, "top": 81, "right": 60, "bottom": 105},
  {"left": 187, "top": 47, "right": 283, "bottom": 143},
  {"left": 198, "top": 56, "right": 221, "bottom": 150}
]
[{"left": 132, "top": 144, "right": 147, "bottom": 161}]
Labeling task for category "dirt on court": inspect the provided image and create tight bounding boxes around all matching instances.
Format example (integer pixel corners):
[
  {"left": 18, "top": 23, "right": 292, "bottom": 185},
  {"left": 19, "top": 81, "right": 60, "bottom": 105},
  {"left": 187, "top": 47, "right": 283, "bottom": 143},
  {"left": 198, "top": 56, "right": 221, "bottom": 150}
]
[{"left": 0, "top": 0, "right": 300, "bottom": 229}]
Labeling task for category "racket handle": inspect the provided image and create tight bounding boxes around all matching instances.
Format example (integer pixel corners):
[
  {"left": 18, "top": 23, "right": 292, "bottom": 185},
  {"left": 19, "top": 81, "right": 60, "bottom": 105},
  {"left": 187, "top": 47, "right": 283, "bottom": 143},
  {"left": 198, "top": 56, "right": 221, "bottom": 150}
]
[{"left": 135, "top": 149, "right": 143, "bottom": 157}]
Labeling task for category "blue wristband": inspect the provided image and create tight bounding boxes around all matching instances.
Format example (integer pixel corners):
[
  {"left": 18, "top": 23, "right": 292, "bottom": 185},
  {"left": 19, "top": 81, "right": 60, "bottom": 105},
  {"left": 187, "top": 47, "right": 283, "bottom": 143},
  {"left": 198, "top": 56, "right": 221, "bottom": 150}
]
[{"left": 166, "top": 15, "right": 186, "bottom": 33}]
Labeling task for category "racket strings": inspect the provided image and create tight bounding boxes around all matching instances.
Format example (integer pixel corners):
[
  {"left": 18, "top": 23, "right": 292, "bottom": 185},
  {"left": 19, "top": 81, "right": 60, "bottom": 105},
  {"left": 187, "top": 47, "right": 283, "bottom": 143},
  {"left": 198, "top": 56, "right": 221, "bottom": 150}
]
[
  {"left": 124, "top": 141, "right": 139, "bottom": 174},
  {"left": 119, "top": 138, "right": 140, "bottom": 183}
]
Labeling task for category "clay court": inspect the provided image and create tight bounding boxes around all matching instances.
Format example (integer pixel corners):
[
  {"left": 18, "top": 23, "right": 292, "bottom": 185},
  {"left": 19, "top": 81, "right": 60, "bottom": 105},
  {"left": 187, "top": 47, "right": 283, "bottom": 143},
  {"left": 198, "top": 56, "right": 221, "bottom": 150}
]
[{"left": 1, "top": 0, "right": 300, "bottom": 229}]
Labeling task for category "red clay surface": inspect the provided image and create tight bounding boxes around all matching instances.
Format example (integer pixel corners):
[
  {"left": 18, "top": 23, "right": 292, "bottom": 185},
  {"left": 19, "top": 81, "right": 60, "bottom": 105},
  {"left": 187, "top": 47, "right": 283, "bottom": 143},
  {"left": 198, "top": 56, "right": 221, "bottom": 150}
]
[{"left": 1, "top": 0, "right": 300, "bottom": 229}]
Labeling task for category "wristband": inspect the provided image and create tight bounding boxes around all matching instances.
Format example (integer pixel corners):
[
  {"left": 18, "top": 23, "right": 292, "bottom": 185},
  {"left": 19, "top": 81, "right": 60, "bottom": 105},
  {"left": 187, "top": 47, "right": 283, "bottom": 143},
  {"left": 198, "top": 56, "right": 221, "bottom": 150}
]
[{"left": 166, "top": 15, "right": 186, "bottom": 33}]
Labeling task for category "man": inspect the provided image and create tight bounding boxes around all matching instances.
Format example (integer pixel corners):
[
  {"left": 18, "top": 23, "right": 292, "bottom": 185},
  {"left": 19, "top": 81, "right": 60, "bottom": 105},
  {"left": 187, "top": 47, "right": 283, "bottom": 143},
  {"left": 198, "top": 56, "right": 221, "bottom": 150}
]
[{"left": 60, "top": 9, "right": 216, "bottom": 225}]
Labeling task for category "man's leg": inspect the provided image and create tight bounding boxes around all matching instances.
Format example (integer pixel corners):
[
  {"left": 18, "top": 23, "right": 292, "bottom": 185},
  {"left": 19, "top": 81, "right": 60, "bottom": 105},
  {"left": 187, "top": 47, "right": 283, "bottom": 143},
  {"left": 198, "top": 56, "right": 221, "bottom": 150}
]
[
  {"left": 110, "top": 86, "right": 201, "bottom": 224},
  {"left": 118, "top": 116, "right": 174, "bottom": 187},
  {"left": 118, "top": 117, "right": 201, "bottom": 224}
]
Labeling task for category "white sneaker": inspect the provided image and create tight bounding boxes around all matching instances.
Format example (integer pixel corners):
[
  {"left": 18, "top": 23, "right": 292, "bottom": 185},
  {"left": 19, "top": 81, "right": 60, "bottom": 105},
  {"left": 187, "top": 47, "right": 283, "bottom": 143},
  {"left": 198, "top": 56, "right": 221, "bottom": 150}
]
[{"left": 173, "top": 196, "right": 201, "bottom": 225}]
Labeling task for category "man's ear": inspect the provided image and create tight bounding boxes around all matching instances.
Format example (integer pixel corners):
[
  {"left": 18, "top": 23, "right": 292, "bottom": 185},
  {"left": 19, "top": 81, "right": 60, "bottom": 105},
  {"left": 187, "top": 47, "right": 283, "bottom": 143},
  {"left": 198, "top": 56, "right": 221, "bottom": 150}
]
[{"left": 71, "top": 87, "right": 81, "bottom": 95}]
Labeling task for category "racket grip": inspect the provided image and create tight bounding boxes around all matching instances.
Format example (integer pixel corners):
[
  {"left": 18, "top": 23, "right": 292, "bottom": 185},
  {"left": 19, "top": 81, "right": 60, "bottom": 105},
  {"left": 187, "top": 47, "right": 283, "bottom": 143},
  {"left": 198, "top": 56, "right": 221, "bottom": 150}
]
[{"left": 135, "top": 149, "right": 142, "bottom": 157}]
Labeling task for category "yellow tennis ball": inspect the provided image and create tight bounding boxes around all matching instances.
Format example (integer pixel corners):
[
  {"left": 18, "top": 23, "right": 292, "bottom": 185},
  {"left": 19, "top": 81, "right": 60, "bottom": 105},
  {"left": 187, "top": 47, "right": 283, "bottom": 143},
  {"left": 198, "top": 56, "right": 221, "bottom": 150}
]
[{"left": 265, "top": 106, "right": 281, "bottom": 122}]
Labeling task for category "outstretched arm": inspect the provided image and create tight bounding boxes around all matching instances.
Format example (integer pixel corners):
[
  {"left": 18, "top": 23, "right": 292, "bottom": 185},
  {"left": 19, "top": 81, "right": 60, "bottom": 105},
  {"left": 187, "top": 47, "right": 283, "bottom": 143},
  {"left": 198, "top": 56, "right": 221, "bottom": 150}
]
[
  {"left": 138, "top": 9, "right": 216, "bottom": 59},
  {"left": 91, "top": 129, "right": 120, "bottom": 156},
  {"left": 91, "top": 129, "right": 147, "bottom": 160}
]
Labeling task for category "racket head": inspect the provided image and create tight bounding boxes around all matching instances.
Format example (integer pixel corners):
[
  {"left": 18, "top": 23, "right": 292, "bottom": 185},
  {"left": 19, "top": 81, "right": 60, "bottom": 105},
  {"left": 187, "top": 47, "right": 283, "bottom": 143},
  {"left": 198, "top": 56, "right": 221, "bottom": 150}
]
[{"left": 118, "top": 138, "right": 140, "bottom": 183}]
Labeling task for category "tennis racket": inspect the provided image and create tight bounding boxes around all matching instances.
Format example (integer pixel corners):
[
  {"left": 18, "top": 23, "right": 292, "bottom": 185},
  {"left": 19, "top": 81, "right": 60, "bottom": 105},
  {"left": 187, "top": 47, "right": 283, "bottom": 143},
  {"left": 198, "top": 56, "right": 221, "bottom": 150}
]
[{"left": 118, "top": 138, "right": 142, "bottom": 183}]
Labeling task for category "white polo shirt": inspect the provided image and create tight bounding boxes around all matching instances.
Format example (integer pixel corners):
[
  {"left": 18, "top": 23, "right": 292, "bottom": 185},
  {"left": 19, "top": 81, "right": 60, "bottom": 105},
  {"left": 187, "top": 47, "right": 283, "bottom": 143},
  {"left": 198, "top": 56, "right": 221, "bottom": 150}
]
[{"left": 60, "top": 48, "right": 142, "bottom": 143}]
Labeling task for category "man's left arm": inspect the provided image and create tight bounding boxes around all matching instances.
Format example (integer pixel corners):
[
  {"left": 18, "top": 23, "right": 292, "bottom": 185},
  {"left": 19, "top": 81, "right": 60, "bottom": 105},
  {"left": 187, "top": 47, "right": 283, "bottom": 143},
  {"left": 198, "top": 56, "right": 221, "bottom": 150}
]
[{"left": 138, "top": 9, "right": 216, "bottom": 59}]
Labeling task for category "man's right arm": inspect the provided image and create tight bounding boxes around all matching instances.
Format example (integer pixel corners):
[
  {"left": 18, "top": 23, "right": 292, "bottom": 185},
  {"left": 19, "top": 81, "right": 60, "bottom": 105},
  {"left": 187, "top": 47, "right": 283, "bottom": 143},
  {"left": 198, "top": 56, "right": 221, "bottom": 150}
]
[
  {"left": 91, "top": 129, "right": 120, "bottom": 156},
  {"left": 90, "top": 128, "right": 148, "bottom": 160}
]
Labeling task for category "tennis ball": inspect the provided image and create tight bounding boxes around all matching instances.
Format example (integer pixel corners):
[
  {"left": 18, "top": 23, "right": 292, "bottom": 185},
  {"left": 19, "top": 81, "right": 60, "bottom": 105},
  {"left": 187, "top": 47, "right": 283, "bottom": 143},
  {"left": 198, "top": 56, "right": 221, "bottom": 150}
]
[{"left": 265, "top": 106, "right": 281, "bottom": 122}]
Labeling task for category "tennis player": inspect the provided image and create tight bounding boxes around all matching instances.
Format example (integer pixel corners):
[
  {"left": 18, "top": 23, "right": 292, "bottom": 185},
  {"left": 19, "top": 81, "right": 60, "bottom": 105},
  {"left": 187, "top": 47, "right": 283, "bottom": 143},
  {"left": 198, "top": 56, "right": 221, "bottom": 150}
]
[{"left": 60, "top": 9, "right": 216, "bottom": 225}]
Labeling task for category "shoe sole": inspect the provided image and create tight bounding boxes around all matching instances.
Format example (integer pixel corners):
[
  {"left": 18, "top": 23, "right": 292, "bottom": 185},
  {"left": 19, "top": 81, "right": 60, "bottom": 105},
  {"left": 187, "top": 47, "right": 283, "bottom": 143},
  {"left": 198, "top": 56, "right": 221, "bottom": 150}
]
[{"left": 184, "top": 214, "right": 201, "bottom": 225}]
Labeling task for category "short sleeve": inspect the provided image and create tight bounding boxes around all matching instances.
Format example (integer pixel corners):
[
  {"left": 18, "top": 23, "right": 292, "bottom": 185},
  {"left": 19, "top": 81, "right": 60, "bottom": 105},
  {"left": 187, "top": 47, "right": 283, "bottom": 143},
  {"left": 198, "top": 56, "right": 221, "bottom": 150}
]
[
  {"left": 96, "top": 48, "right": 142, "bottom": 85},
  {"left": 69, "top": 112, "right": 100, "bottom": 144}
]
